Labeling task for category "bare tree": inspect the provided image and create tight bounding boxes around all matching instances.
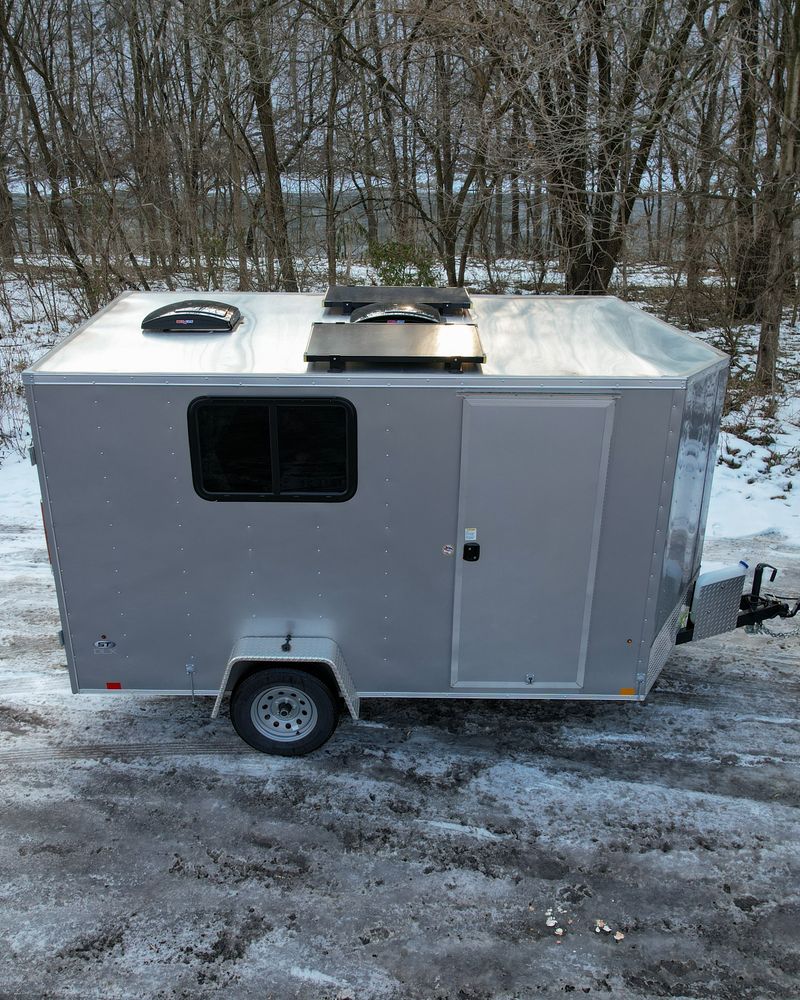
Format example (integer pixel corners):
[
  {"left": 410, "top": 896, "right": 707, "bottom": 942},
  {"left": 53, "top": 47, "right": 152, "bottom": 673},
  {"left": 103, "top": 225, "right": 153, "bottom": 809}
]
[{"left": 0, "top": 0, "right": 796, "bottom": 390}]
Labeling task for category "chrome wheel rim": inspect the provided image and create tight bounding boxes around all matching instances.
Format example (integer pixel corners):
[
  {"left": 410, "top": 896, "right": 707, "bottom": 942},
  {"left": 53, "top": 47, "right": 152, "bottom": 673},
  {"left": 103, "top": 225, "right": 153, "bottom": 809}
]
[{"left": 251, "top": 684, "right": 318, "bottom": 742}]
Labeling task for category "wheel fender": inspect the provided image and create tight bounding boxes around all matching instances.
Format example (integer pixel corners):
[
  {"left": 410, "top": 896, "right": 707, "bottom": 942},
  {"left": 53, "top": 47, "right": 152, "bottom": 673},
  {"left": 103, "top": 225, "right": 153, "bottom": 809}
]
[{"left": 212, "top": 636, "right": 359, "bottom": 720}]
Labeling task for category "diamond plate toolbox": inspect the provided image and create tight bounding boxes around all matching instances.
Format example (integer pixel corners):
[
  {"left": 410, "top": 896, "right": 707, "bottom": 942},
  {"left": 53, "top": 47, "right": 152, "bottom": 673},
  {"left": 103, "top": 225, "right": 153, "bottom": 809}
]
[{"left": 691, "top": 576, "right": 744, "bottom": 641}]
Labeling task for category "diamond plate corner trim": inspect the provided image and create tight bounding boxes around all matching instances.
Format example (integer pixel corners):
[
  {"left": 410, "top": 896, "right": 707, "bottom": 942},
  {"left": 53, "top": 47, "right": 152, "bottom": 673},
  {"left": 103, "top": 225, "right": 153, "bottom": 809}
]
[
  {"left": 691, "top": 576, "right": 744, "bottom": 641},
  {"left": 212, "top": 636, "right": 360, "bottom": 720},
  {"left": 645, "top": 588, "right": 691, "bottom": 695}
]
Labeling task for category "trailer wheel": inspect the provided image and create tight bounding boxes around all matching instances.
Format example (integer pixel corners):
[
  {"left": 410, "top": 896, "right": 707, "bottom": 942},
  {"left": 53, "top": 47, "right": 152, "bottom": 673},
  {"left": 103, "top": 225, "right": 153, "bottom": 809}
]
[{"left": 230, "top": 668, "right": 339, "bottom": 756}]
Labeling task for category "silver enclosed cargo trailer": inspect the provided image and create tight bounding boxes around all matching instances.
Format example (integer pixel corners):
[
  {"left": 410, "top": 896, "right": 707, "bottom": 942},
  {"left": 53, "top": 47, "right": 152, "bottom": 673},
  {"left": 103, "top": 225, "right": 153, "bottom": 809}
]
[{"left": 23, "top": 287, "right": 797, "bottom": 754}]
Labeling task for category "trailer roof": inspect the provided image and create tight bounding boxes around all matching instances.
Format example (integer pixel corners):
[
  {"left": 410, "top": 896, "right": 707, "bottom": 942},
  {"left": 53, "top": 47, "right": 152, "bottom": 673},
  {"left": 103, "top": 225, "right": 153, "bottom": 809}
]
[{"left": 26, "top": 291, "right": 727, "bottom": 381}]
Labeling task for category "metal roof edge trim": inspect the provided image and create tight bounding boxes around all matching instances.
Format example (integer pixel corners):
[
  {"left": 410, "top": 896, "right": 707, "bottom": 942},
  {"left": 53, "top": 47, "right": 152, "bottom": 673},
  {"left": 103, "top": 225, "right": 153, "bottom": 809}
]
[{"left": 22, "top": 371, "right": 694, "bottom": 390}]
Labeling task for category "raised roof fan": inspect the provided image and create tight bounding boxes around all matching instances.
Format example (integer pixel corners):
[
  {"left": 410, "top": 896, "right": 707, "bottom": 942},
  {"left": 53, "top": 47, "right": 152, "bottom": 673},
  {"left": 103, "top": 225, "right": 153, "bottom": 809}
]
[{"left": 349, "top": 301, "right": 441, "bottom": 324}]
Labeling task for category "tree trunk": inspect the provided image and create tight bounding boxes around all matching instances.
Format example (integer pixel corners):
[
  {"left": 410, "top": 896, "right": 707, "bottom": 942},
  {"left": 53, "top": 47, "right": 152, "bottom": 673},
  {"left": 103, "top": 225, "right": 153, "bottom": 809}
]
[
  {"left": 240, "top": 5, "right": 299, "bottom": 293},
  {"left": 733, "top": 0, "right": 761, "bottom": 319},
  {"left": 755, "top": 0, "right": 800, "bottom": 390},
  {"left": 0, "top": 172, "right": 15, "bottom": 265},
  {"left": 494, "top": 175, "right": 504, "bottom": 260}
]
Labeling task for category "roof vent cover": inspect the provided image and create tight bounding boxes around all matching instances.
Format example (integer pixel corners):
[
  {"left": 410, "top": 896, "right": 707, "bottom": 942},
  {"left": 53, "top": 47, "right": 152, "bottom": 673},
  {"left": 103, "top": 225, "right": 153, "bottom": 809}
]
[
  {"left": 141, "top": 300, "right": 241, "bottom": 333},
  {"left": 349, "top": 301, "right": 441, "bottom": 324}
]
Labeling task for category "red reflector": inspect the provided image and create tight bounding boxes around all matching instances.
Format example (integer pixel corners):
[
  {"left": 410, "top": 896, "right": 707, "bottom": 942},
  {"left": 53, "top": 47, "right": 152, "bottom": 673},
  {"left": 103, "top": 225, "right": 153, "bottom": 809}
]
[{"left": 106, "top": 682, "right": 122, "bottom": 690}]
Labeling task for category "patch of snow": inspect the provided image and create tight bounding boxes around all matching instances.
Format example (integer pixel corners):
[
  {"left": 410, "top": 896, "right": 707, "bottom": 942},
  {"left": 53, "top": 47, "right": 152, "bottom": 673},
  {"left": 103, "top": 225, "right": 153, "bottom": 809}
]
[
  {"left": 0, "top": 449, "right": 41, "bottom": 528},
  {"left": 420, "top": 819, "right": 502, "bottom": 841},
  {"left": 692, "top": 320, "right": 800, "bottom": 542},
  {"left": 289, "top": 966, "right": 345, "bottom": 987},
  {"left": 706, "top": 464, "right": 799, "bottom": 540}
]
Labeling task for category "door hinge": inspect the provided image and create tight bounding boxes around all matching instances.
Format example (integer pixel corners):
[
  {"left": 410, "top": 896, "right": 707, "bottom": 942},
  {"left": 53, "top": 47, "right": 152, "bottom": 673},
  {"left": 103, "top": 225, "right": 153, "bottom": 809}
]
[
  {"left": 58, "top": 629, "right": 64, "bottom": 647},
  {"left": 28, "top": 445, "right": 37, "bottom": 466},
  {"left": 636, "top": 671, "right": 646, "bottom": 695}
]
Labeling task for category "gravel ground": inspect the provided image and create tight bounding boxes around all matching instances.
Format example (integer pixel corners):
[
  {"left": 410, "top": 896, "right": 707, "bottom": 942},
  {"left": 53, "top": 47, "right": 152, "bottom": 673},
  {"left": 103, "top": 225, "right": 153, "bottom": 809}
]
[{"left": 0, "top": 502, "right": 798, "bottom": 999}]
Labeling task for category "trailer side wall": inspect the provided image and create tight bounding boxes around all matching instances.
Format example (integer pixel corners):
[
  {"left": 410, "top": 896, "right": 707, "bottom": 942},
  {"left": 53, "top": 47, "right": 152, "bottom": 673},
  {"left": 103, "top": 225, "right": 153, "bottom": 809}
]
[{"left": 30, "top": 379, "right": 678, "bottom": 700}]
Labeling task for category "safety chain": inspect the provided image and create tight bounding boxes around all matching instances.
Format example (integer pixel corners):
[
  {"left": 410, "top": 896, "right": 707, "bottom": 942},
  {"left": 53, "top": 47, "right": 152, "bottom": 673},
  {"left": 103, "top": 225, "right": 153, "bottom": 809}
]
[{"left": 746, "top": 621, "right": 800, "bottom": 638}]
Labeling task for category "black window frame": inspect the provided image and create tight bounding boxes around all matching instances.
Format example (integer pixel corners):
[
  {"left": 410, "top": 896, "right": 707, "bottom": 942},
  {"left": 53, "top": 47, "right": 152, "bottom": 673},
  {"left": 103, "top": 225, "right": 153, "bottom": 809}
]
[{"left": 188, "top": 396, "right": 357, "bottom": 502}]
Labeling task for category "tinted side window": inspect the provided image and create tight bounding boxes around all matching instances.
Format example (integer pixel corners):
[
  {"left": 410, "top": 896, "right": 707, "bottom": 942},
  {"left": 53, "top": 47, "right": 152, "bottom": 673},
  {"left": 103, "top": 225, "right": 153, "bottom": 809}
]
[
  {"left": 278, "top": 404, "right": 348, "bottom": 494},
  {"left": 189, "top": 398, "right": 356, "bottom": 502},
  {"left": 196, "top": 401, "right": 272, "bottom": 494}
]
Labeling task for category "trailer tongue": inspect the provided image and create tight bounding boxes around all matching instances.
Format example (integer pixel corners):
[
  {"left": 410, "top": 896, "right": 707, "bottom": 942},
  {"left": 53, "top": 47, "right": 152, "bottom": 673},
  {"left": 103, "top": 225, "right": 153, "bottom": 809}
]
[{"left": 676, "top": 562, "right": 800, "bottom": 645}]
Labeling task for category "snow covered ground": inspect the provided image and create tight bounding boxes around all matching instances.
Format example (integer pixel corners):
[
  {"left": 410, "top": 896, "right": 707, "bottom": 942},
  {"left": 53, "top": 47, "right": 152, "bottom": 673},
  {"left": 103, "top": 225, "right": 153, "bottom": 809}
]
[{"left": 0, "top": 279, "right": 798, "bottom": 998}]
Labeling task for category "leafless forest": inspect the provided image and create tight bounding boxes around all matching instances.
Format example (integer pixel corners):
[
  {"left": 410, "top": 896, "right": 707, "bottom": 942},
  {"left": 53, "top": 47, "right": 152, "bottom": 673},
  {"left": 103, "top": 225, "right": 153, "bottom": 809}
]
[{"left": 0, "top": 0, "right": 798, "bottom": 389}]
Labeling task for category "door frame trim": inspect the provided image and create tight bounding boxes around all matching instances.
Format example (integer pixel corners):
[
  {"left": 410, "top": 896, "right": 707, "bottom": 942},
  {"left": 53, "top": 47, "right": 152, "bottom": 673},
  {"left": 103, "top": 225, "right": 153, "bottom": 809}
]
[{"left": 449, "top": 393, "right": 616, "bottom": 690}]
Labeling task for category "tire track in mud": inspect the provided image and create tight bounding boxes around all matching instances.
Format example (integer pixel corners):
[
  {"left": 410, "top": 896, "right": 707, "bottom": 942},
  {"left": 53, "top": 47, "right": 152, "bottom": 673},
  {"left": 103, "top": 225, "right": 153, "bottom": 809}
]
[
  {"left": 1, "top": 696, "right": 796, "bottom": 796},
  {"left": 0, "top": 741, "right": 252, "bottom": 765},
  {"left": 0, "top": 681, "right": 70, "bottom": 695},
  {"left": 651, "top": 688, "right": 800, "bottom": 715},
  {"left": 648, "top": 682, "right": 800, "bottom": 712}
]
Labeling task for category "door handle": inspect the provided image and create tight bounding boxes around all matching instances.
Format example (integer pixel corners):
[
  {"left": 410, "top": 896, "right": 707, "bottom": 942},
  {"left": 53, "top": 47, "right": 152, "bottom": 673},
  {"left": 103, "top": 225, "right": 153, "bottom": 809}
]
[{"left": 463, "top": 543, "right": 480, "bottom": 561}]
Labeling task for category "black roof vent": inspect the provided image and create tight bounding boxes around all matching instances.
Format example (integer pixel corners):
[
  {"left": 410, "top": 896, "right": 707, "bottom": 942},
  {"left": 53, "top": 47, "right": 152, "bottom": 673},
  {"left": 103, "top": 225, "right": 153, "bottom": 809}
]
[{"left": 141, "top": 300, "right": 241, "bottom": 333}]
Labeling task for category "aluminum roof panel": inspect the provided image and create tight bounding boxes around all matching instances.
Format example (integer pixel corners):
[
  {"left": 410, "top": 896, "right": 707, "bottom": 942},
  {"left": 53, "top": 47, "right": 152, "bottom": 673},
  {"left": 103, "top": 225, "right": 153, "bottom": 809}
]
[{"left": 26, "top": 291, "right": 727, "bottom": 380}]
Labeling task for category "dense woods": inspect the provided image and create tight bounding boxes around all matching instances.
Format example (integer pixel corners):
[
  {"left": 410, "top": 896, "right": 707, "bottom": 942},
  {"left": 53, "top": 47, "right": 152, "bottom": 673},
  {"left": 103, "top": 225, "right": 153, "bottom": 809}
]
[{"left": 0, "top": 0, "right": 798, "bottom": 387}]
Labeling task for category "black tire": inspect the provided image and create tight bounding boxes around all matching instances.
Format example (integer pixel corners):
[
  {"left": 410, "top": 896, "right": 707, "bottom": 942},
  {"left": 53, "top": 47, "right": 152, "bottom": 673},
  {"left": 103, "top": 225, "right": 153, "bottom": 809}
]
[{"left": 230, "top": 667, "right": 339, "bottom": 756}]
